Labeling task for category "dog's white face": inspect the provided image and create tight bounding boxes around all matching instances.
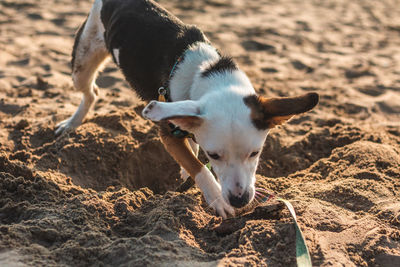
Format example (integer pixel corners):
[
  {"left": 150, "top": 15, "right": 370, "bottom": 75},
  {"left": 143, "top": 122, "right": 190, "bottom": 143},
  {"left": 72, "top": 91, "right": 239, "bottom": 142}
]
[
  {"left": 191, "top": 92, "right": 268, "bottom": 208},
  {"left": 142, "top": 88, "right": 318, "bottom": 210},
  {"left": 194, "top": 120, "right": 266, "bottom": 208}
]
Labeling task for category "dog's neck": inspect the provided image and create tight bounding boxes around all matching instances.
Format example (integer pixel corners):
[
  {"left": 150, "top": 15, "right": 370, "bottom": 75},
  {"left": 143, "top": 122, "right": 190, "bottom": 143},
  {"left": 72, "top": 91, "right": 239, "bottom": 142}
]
[
  {"left": 169, "top": 42, "right": 219, "bottom": 101},
  {"left": 169, "top": 42, "right": 255, "bottom": 102}
]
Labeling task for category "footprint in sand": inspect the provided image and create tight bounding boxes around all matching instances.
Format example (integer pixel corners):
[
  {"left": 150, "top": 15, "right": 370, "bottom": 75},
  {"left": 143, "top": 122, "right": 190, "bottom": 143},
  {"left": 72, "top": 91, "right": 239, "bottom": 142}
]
[
  {"left": 96, "top": 75, "right": 121, "bottom": 88},
  {"left": 0, "top": 101, "right": 25, "bottom": 115},
  {"left": 261, "top": 67, "right": 278, "bottom": 73},
  {"left": 377, "top": 100, "right": 400, "bottom": 114},
  {"left": 7, "top": 57, "right": 30, "bottom": 66},
  {"left": 357, "top": 85, "right": 385, "bottom": 96},
  {"left": 241, "top": 40, "right": 276, "bottom": 53},
  {"left": 291, "top": 59, "right": 314, "bottom": 73}
]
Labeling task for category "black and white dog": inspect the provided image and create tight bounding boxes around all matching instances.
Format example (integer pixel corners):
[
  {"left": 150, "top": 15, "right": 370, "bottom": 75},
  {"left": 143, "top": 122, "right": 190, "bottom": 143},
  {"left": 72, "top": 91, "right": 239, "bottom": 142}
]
[{"left": 56, "top": 0, "right": 319, "bottom": 218}]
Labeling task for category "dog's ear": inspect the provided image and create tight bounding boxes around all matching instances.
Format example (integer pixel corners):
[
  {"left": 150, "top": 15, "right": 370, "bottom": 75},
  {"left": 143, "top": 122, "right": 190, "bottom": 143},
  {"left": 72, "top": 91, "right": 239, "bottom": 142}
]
[
  {"left": 142, "top": 100, "right": 203, "bottom": 131},
  {"left": 244, "top": 92, "right": 319, "bottom": 130}
]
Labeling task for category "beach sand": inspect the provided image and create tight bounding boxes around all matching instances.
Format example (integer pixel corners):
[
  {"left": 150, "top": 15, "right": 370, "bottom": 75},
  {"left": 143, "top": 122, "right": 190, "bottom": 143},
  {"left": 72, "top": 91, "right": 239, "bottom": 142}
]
[{"left": 0, "top": 0, "right": 399, "bottom": 265}]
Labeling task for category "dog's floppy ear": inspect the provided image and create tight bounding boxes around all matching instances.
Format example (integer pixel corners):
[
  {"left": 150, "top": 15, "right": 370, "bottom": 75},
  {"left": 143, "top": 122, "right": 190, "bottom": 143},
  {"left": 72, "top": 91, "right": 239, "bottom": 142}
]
[
  {"left": 142, "top": 100, "right": 203, "bottom": 131},
  {"left": 244, "top": 92, "right": 319, "bottom": 130}
]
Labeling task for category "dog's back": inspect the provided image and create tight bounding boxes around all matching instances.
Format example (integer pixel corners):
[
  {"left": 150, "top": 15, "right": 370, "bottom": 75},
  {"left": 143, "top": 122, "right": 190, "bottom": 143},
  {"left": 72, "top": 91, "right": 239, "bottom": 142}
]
[{"left": 101, "top": 0, "right": 207, "bottom": 100}]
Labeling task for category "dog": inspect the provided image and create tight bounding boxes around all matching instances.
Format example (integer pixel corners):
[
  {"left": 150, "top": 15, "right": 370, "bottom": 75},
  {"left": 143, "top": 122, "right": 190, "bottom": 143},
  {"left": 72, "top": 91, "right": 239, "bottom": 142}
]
[{"left": 56, "top": 0, "right": 319, "bottom": 218}]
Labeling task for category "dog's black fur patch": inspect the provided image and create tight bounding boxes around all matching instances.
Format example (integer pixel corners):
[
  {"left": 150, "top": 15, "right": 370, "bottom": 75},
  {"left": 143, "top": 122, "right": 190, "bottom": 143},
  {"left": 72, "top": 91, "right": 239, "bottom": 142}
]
[
  {"left": 100, "top": 0, "right": 207, "bottom": 101},
  {"left": 201, "top": 56, "right": 238, "bottom": 78},
  {"left": 243, "top": 95, "right": 271, "bottom": 130}
]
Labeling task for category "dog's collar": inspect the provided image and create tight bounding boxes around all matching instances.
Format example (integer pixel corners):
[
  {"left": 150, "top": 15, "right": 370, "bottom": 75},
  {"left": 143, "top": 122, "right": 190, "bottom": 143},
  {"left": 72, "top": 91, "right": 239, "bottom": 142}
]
[
  {"left": 157, "top": 49, "right": 195, "bottom": 140},
  {"left": 168, "top": 122, "right": 195, "bottom": 140},
  {"left": 158, "top": 50, "right": 185, "bottom": 102}
]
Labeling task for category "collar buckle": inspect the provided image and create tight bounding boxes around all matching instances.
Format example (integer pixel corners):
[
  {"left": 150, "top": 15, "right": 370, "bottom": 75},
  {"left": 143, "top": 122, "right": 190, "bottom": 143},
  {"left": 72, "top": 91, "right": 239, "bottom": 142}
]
[{"left": 158, "top": 86, "right": 167, "bottom": 102}]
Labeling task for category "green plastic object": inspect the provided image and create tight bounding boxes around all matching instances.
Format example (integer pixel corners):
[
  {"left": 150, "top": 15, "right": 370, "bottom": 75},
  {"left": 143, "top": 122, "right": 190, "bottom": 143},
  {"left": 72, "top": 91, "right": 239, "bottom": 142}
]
[{"left": 278, "top": 198, "right": 312, "bottom": 267}]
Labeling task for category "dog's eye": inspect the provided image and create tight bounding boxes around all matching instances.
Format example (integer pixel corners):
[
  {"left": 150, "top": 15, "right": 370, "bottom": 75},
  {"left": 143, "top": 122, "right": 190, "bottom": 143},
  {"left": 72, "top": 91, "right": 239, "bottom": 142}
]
[
  {"left": 249, "top": 151, "right": 259, "bottom": 158},
  {"left": 207, "top": 152, "right": 220, "bottom": 160}
]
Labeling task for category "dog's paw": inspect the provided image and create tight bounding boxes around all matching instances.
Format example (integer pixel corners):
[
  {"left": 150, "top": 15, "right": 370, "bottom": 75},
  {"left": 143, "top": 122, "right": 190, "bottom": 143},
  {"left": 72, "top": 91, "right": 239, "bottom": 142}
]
[
  {"left": 209, "top": 197, "right": 235, "bottom": 219},
  {"left": 142, "top": 100, "right": 163, "bottom": 121},
  {"left": 180, "top": 167, "right": 190, "bottom": 180},
  {"left": 194, "top": 166, "right": 235, "bottom": 219},
  {"left": 55, "top": 118, "right": 77, "bottom": 136}
]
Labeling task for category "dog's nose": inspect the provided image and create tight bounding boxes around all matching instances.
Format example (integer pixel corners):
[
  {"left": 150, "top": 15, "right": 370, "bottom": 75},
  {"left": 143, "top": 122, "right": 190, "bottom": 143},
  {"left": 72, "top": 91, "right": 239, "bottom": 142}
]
[{"left": 228, "top": 190, "right": 250, "bottom": 208}]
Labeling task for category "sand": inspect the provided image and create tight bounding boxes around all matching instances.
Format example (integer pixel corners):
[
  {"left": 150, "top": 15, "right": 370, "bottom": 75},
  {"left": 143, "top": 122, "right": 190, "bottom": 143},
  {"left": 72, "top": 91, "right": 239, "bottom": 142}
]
[{"left": 1, "top": 0, "right": 400, "bottom": 266}]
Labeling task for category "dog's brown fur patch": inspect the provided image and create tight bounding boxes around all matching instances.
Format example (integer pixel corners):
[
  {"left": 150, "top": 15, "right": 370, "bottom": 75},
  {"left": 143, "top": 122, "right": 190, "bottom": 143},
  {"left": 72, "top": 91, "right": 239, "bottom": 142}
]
[
  {"left": 160, "top": 123, "right": 203, "bottom": 177},
  {"left": 166, "top": 116, "right": 203, "bottom": 131},
  {"left": 244, "top": 92, "right": 319, "bottom": 130}
]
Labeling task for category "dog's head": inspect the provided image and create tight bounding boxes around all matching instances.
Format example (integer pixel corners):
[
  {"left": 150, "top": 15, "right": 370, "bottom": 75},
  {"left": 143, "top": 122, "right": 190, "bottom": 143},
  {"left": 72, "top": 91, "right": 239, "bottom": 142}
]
[{"left": 142, "top": 90, "right": 318, "bottom": 208}]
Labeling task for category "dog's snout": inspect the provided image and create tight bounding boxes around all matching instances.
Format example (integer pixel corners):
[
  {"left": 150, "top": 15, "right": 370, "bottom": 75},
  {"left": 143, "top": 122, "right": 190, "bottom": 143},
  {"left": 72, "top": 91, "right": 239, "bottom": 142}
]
[
  {"left": 236, "top": 182, "right": 243, "bottom": 190},
  {"left": 228, "top": 190, "right": 250, "bottom": 208}
]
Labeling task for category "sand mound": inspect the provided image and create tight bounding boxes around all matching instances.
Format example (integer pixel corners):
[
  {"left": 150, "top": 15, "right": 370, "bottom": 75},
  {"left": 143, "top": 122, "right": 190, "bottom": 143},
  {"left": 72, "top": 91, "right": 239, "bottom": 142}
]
[
  {"left": 0, "top": 156, "right": 292, "bottom": 266},
  {"left": 1, "top": 0, "right": 400, "bottom": 266}
]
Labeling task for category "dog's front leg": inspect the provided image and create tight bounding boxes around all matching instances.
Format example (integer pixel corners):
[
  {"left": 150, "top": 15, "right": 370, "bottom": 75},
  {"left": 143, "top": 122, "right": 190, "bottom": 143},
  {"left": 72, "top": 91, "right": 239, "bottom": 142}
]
[
  {"left": 180, "top": 138, "right": 198, "bottom": 180},
  {"left": 159, "top": 124, "right": 234, "bottom": 218}
]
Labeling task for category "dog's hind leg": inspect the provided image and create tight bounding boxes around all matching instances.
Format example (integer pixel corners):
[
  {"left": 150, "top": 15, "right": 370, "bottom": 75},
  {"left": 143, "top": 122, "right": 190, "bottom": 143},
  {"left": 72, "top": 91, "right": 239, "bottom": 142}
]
[{"left": 56, "top": 0, "right": 110, "bottom": 135}]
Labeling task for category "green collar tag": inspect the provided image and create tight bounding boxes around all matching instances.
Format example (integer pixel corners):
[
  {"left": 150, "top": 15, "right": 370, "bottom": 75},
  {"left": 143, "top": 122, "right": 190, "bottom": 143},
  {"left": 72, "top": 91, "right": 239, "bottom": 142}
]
[
  {"left": 169, "top": 123, "right": 195, "bottom": 139},
  {"left": 206, "top": 162, "right": 212, "bottom": 170}
]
